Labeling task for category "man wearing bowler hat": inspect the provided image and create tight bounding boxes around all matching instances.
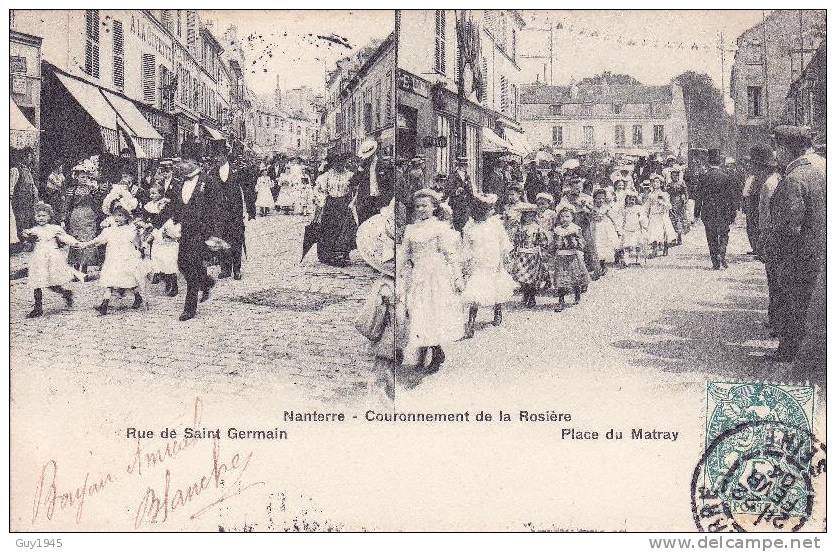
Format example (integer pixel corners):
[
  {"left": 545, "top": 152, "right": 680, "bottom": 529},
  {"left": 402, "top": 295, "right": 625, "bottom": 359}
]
[
  {"left": 742, "top": 145, "right": 779, "bottom": 258},
  {"left": 447, "top": 155, "right": 476, "bottom": 233},
  {"left": 762, "top": 125, "right": 825, "bottom": 363},
  {"left": 205, "top": 139, "right": 255, "bottom": 280},
  {"left": 693, "top": 148, "right": 738, "bottom": 269}
]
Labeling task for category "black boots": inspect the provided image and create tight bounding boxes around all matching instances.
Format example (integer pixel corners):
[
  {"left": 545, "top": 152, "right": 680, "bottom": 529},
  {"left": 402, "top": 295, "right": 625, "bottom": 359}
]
[
  {"left": 132, "top": 292, "right": 143, "bottom": 309},
  {"left": 425, "top": 346, "right": 445, "bottom": 373},
  {"left": 166, "top": 274, "right": 179, "bottom": 297},
  {"left": 492, "top": 304, "right": 503, "bottom": 326},
  {"left": 464, "top": 306, "right": 478, "bottom": 339},
  {"left": 95, "top": 299, "right": 109, "bottom": 316},
  {"left": 27, "top": 289, "right": 43, "bottom": 318},
  {"left": 574, "top": 286, "right": 582, "bottom": 304}
]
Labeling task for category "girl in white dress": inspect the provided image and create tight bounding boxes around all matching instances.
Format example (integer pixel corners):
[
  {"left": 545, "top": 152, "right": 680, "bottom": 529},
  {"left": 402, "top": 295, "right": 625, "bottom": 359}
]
[
  {"left": 461, "top": 193, "right": 515, "bottom": 338},
  {"left": 143, "top": 185, "right": 180, "bottom": 296},
  {"left": 254, "top": 165, "right": 275, "bottom": 216},
  {"left": 644, "top": 174, "right": 676, "bottom": 257},
  {"left": 399, "top": 188, "right": 464, "bottom": 373},
  {"left": 621, "top": 191, "right": 649, "bottom": 267},
  {"left": 78, "top": 197, "right": 144, "bottom": 315},
  {"left": 20, "top": 202, "right": 79, "bottom": 317},
  {"left": 590, "top": 188, "right": 621, "bottom": 275}
]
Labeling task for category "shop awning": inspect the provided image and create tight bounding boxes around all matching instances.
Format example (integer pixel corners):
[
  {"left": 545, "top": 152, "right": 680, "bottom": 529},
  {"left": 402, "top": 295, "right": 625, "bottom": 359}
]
[
  {"left": 482, "top": 127, "right": 512, "bottom": 153},
  {"left": 55, "top": 72, "right": 120, "bottom": 155},
  {"left": 11, "top": 97, "right": 39, "bottom": 148},
  {"left": 202, "top": 124, "right": 225, "bottom": 141},
  {"left": 101, "top": 90, "right": 163, "bottom": 159},
  {"left": 504, "top": 128, "right": 533, "bottom": 157}
]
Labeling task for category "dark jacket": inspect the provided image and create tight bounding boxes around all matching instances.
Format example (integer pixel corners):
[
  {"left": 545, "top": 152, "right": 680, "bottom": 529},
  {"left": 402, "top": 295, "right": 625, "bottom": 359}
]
[
  {"left": 204, "top": 163, "right": 255, "bottom": 250},
  {"left": 446, "top": 170, "right": 474, "bottom": 232},
  {"left": 173, "top": 176, "right": 218, "bottom": 278},
  {"left": 693, "top": 166, "right": 738, "bottom": 227}
]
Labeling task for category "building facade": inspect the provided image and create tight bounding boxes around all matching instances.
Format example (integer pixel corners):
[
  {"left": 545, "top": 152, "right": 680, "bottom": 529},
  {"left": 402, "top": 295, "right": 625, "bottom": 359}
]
[
  {"left": 11, "top": 9, "right": 233, "bottom": 170},
  {"left": 730, "top": 9, "right": 826, "bottom": 159},
  {"left": 397, "top": 9, "right": 526, "bottom": 189},
  {"left": 10, "top": 29, "right": 43, "bottom": 172},
  {"left": 519, "top": 81, "right": 688, "bottom": 159},
  {"left": 786, "top": 39, "right": 826, "bottom": 144}
]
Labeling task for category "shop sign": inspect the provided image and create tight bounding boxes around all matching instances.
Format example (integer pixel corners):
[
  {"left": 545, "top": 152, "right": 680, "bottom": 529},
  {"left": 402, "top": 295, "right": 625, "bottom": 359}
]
[
  {"left": 10, "top": 56, "right": 27, "bottom": 74},
  {"left": 11, "top": 74, "right": 27, "bottom": 95},
  {"left": 396, "top": 70, "right": 429, "bottom": 98},
  {"left": 421, "top": 136, "right": 448, "bottom": 148}
]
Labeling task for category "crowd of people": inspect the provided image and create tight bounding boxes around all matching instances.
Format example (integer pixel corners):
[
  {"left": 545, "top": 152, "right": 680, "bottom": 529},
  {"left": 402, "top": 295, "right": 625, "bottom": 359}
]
[{"left": 357, "top": 149, "right": 699, "bottom": 398}]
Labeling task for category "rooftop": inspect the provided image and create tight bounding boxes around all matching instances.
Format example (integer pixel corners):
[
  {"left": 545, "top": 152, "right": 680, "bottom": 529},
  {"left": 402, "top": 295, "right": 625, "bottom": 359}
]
[{"left": 520, "top": 83, "right": 673, "bottom": 105}]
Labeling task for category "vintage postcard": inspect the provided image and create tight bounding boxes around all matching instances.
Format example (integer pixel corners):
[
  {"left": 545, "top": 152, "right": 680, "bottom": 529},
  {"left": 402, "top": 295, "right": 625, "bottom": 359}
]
[{"left": 8, "top": 8, "right": 826, "bottom": 536}]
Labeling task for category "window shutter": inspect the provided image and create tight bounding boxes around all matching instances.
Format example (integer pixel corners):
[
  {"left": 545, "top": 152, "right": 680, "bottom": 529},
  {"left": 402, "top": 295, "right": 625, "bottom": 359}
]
[
  {"left": 85, "top": 10, "right": 100, "bottom": 78},
  {"left": 112, "top": 20, "right": 124, "bottom": 88},
  {"left": 479, "top": 56, "right": 488, "bottom": 101},
  {"left": 434, "top": 10, "right": 446, "bottom": 74},
  {"left": 142, "top": 53, "right": 156, "bottom": 105}
]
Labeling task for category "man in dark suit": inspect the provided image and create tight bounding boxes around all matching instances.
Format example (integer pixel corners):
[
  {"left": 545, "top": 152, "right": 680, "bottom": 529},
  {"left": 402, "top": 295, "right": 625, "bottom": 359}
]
[
  {"left": 763, "top": 126, "right": 826, "bottom": 362},
  {"left": 693, "top": 148, "right": 738, "bottom": 270},
  {"left": 446, "top": 156, "right": 475, "bottom": 233},
  {"left": 205, "top": 140, "right": 255, "bottom": 280},
  {"left": 171, "top": 160, "right": 221, "bottom": 321}
]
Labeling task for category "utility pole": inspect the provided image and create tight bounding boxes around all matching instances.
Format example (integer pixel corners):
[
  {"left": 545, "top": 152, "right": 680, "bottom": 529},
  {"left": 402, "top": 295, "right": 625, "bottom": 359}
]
[
  {"left": 549, "top": 20, "right": 554, "bottom": 85},
  {"left": 718, "top": 30, "right": 725, "bottom": 152}
]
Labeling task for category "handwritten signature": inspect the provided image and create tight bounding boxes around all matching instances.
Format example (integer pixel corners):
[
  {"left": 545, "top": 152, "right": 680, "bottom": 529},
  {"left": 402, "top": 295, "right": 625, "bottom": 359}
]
[{"left": 30, "top": 398, "right": 264, "bottom": 528}]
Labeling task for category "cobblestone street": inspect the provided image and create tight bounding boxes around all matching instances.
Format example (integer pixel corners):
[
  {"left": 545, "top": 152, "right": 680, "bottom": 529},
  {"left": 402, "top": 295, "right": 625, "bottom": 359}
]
[{"left": 10, "top": 213, "right": 380, "bottom": 404}]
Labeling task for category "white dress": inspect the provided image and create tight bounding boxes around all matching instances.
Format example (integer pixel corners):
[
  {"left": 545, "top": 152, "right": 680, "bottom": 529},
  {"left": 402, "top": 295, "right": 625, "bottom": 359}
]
[
  {"left": 401, "top": 218, "right": 464, "bottom": 347},
  {"left": 255, "top": 175, "right": 275, "bottom": 209},
  {"left": 645, "top": 191, "right": 676, "bottom": 244},
  {"left": 153, "top": 219, "right": 180, "bottom": 275},
  {"left": 591, "top": 205, "right": 621, "bottom": 263},
  {"left": 461, "top": 216, "right": 515, "bottom": 306},
  {"left": 621, "top": 206, "right": 648, "bottom": 250},
  {"left": 26, "top": 224, "right": 80, "bottom": 289},
  {"left": 90, "top": 224, "right": 142, "bottom": 289}
]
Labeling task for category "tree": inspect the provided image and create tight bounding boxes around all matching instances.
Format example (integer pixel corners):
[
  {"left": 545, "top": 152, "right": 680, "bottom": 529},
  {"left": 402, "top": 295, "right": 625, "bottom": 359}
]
[
  {"left": 674, "top": 71, "right": 733, "bottom": 153},
  {"left": 578, "top": 71, "right": 641, "bottom": 86}
]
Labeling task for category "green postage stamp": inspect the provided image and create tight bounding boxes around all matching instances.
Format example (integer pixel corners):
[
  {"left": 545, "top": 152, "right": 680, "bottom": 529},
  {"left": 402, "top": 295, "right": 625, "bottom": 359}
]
[{"left": 692, "top": 382, "right": 824, "bottom": 532}]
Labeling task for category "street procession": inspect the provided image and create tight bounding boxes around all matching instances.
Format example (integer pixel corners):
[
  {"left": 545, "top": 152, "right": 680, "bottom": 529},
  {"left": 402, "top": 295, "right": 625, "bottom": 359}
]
[{"left": 9, "top": 9, "right": 826, "bottom": 404}]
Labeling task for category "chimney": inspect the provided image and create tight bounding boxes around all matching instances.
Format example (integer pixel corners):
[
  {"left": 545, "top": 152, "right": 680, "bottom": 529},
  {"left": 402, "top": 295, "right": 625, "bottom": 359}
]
[{"left": 569, "top": 78, "right": 579, "bottom": 99}]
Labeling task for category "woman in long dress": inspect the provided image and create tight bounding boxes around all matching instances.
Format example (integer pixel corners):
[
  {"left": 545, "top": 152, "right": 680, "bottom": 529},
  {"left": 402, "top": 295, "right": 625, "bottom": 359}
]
[
  {"left": 314, "top": 158, "right": 357, "bottom": 267},
  {"left": 64, "top": 167, "right": 100, "bottom": 272},
  {"left": 590, "top": 188, "right": 621, "bottom": 275},
  {"left": 400, "top": 189, "right": 464, "bottom": 373},
  {"left": 10, "top": 147, "right": 38, "bottom": 240}
]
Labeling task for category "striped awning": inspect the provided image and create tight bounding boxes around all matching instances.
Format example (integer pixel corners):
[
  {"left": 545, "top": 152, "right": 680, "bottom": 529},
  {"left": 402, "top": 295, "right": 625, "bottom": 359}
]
[
  {"left": 55, "top": 72, "right": 119, "bottom": 155},
  {"left": 101, "top": 90, "right": 163, "bottom": 159}
]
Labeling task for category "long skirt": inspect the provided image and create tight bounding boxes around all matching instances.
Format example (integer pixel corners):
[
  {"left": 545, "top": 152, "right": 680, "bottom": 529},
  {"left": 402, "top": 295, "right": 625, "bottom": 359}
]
[
  {"left": 66, "top": 206, "right": 100, "bottom": 267},
  {"left": 317, "top": 195, "right": 357, "bottom": 261},
  {"left": 552, "top": 251, "right": 591, "bottom": 291},
  {"left": 669, "top": 194, "right": 688, "bottom": 234},
  {"left": 510, "top": 250, "right": 545, "bottom": 285},
  {"left": 152, "top": 230, "right": 179, "bottom": 274},
  {"left": 462, "top": 263, "right": 516, "bottom": 306}
]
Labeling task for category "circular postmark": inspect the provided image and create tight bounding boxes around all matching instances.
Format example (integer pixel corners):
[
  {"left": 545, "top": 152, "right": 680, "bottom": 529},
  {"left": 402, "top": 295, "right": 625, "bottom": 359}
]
[{"left": 691, "top": 419, "right": 826, "bottom": 532}]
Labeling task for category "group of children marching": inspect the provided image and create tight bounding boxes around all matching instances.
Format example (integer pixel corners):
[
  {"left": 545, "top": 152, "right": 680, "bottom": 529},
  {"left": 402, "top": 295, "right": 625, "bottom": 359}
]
[
  {"left": 372, "top": 170, "right": 684, "bottom": 377},
  {"left": 21, "top": 163, "right": 183, "bottom": 318},
  {"left": 254, "top": 164, "right": 314, "bottom": 217}
]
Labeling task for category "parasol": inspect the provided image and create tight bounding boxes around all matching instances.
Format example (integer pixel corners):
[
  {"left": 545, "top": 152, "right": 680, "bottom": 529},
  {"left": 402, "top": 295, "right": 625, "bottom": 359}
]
[
  {"left": 301, "top": 208, "right": 321, "bottom": 263},
  {"left": 561, "top": 158, "right": 580, "bottom": 170},
  {"left": 535, "top": 150, "right": 554, "bottom": 163}
]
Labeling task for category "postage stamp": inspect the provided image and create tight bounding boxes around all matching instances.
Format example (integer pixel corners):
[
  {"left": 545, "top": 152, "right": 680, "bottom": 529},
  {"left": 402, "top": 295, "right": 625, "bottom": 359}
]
[{"left": 691, "top": 382, "right": 825, "bottom": 532}]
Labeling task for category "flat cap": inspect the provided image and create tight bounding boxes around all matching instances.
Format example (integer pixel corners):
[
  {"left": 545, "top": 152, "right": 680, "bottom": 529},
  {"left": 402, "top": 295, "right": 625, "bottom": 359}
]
[{"left": 772, "top": 125, "right": 812, "bottom": 142}]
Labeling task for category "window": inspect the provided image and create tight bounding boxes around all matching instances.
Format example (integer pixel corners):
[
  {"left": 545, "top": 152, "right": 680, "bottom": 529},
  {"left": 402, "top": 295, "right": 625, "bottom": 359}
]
[
  {"left": 512, "top": 29, "right": 517, "bottom": 62},
  {"left": 580, "top": 104, "right": 592, "bottom": 116},
  {"left": 142, "top": 53, "right": 156, "bottom": 104},
  {"left": 436, "top": 114, "right": 451, "bottom": 175},
  {"left": 650, "top": 103, "right": 664, "bottom": 115},
  {"left": 375, "top": 80, "right": 382, "bottom": 128},
  {"left": 434, "top": 10, "right": 446, "bottom": 74},
  {"left": 112, "top": 20, "right": 124, "bottom": 89},
  {"left": 161, "top": 10, "right": 173, "bottom": 32},
  {"left": 747, "top": 86, "right": 763, "bottom": 117},
  {"left": 84, "top": 10, "right": 100, "bottom": 78},
  {"left": 583, "top": 126, "right": 595, "bottom": 146},
  {"left": 632, "top": 125, "right": 643, "bottom": 145},
  {"left": 186, "top": 11, "right": 197, "bottom": 51},
  {"left": 552, "top": 125, "right": 563, "bottom": 146},
  {"left": 614, "top": 125, "right": 625, "bottom": 145},
  {"left": 612, "top": 103, "right": 623, "bottom": 114},
  {"left": 478, "top": 56, "right": 488, "bottom": 101},
  {"left": 653, "top": 125, "right": 665, "bottom": 144},
  {"left": 176, "top": 10, "right": 182, "bottom": 37},
  {"left": 385, "top": 70, "right": 393, "bottom": 124},
  {"left": 550, "top": 104, "right": 563, "bottom": 116},
  {"left": 500, "top": 75, "right": 509, "bottom": 113}
]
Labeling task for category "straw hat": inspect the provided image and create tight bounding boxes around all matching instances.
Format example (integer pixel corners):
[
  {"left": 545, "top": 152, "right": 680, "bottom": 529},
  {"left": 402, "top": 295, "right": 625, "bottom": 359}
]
[
  {"left": 535, "top": 192, "right": 554, "bottom": 205},
  {"left": 413, "top": 188, "right": 443, "bottom": 203},
  {"left": 356, "top": 138, "right": 379, "bottom": 160},
  {"left": 356, "top": 208, "right": 396, "bottom": 277}
]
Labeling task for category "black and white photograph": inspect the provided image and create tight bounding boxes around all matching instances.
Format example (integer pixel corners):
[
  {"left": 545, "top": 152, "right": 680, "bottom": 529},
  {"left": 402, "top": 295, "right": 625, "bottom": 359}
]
[{"left": 7, "top": 7, "right": 827, "bottom": 538}]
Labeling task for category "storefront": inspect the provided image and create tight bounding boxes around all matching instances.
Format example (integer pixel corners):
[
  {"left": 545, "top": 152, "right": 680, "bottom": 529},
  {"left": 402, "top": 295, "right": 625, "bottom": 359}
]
[
  {"left": 396, "top": 68, "right": 490, "bottom": 189},
  {"left": 10, "top": 30, "right": 42, "bottom": 175}
]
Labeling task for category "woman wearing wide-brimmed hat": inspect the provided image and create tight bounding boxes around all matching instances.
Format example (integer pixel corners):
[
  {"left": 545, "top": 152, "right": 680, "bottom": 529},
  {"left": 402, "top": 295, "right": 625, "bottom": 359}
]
[
  {"left": 64, "top": 158, "right": 101, "bottom": 273},
  {"left": 10, "top": 146, "right": 38, "bottom": 241}
]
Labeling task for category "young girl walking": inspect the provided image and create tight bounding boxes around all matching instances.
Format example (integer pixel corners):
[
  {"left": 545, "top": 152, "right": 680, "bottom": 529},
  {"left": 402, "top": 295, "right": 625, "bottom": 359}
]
[
  {"left": 21, "top": 202, "right": 80, "bottom": 318},
  {"left": 645, "top": 174, "right": 676, "bottom": 257},
  {"left": 621, "top": 191, "right": 649, "bottom": 267},
  {"left": 143, "top": 185, "right": 180, "bottom": 296},
  {"left": 551, "top": 204, "right": 591, "bottom": 311},
  {"left": 590, "top": 188, "right": 621, "bottom": 276},
  {"left": 78, "top": 196, "right": 145, "bottom": 315},
  {"left": 255, "top": 164, "right": 275, "bottom": 217},
  {"left": 399, "top": 188, "right": 464, "bottom": 373},
  {"left": 510, "top": 203, "right": 550, "bottom": 308},
  {"left": 461, "top": 193, "right": 515, "bottom": 338}
]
